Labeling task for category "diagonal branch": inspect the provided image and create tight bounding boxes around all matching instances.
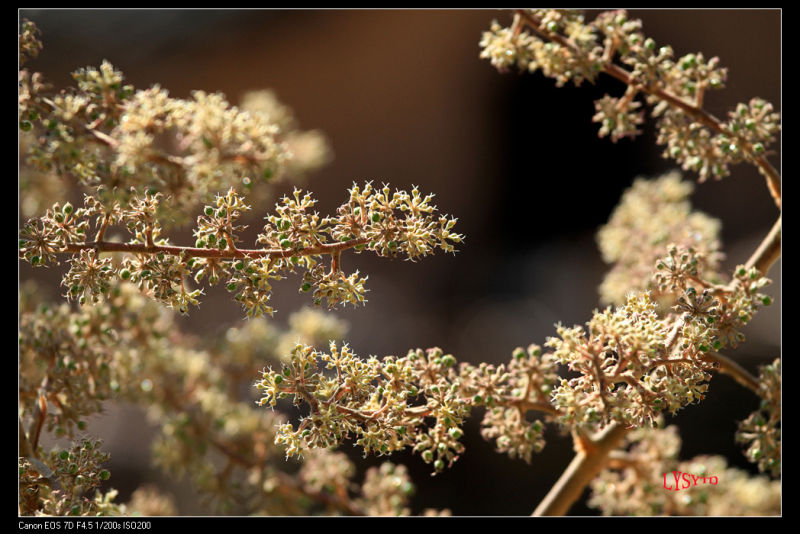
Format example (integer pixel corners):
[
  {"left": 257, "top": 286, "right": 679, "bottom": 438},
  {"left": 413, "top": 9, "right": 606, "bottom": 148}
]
[
  {"left": 532, "top": 423, "right": 629, "bottom": 516},
  {"left": 514, "top": 9, "right": 781, "bottom": 209}
]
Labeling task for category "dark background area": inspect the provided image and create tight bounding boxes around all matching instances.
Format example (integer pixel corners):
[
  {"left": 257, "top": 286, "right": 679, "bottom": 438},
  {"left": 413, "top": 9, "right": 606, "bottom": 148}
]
[{"left": 18, "top": 9, "right": 781, "bottom": 516}]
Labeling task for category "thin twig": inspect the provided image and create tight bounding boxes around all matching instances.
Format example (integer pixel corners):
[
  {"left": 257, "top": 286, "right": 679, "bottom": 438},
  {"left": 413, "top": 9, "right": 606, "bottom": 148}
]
[
  {"left": 62, "top": 236, "right": 371, "bottom": 261},
  {"left": 704, "top": 352, "right": 761, "bottom": 394},
  {"left": 744, "top": 216, "right": 782, "bottom": 275}
]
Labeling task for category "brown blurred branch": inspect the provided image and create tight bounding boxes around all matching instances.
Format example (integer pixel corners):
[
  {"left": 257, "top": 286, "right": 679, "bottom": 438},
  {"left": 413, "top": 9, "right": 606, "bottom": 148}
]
[{"left": 532, "top": 423, "right": 629, "bottom": 516}]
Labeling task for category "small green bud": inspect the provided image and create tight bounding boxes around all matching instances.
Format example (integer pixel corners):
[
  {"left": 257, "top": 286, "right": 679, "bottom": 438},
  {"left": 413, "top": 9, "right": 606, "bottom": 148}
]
[
  {"left": 207, "top": 234, "right": 217, "bottom": 245},
  {"left": 120, "top": 269, "right": 131, "bottom": 280},
  {"left": 70, "top": 505, "right": 82, "bottom": 515},
  {"left": 217, "top": 238, "right": 227, "bottom": 249},
  {"left": 205, "top": 206, "right": 214, "bottom": 216},
  {"left": 59, "top": 450, "right": 70, "bottom": 460},
  {"left": 761, "top": 295, "right": 772, "bottom": 306},
  {"left": 68, "top": 463, "right": 79, "bottom": 474},
  {"left": 99, "top": 469, "right": 111, "bottom": 481},
  {"left": 422, "top": 450, "right": 433, "bottom": 463},
  {"left": 434, "top": 459, "right": 445, "bottom": 471},
  {"left": 448, "top": 427, "right": 463, "bottom": 439},
  {"left": 280, "top": 239, "right": 292, "bottom": 248},
  {"left": 301, "top": 283, "right": 312, "bottom": 292}
]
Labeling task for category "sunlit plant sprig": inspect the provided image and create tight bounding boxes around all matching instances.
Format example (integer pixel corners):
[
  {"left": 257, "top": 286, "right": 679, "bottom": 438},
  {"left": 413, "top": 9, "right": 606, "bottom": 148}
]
[
  {"left": 19, "top": 182, "right": 463, "bottom": 317},
  {"left": 255, "top": 173, "right": 774, "bottom": 479},
  {"left": 479, "top": 9, "right": 781, "bottom": 205}
]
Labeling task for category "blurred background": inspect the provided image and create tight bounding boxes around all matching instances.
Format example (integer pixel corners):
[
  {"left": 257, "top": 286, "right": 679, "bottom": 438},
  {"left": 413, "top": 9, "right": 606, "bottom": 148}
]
[{"left": 19, "top": 9, "right": 780, "bottom": 516}]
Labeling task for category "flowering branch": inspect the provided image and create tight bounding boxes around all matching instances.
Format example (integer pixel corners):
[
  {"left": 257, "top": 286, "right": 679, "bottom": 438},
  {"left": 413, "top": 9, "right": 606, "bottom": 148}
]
[
  {"left": 480, "top": 9, "right": 781, "bottom": 207},
  {"left": 704, "top": 352, "right": 760, "bottom": 394},
  {"left": 20, "top": 183, "right": 463, "bottom": 317},
  {"left": 516, "top": 9, "right": 781, "bottom": 207}
]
